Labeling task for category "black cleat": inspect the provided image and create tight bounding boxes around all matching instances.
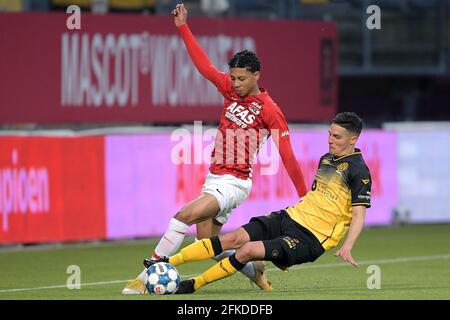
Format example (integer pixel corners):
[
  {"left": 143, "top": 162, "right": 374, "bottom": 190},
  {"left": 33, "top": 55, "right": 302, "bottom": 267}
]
[
  {"left": 175, "top": 279, "right": 196, "bottom": 294},
  {"left": 143, "top": 257, "right": 169, "bottom": 268}
]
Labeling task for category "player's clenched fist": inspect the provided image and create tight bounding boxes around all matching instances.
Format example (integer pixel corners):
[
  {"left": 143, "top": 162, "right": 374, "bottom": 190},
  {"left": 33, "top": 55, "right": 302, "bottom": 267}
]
[{"left": 172, "top": 3, "right": 187, "bottom": 27}]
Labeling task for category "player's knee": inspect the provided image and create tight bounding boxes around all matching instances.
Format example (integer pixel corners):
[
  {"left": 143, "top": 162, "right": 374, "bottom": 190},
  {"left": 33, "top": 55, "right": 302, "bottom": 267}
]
[
  {"left": 175, "top": 202, "right": 218, "bottom": 225},
  {"left": 219, "top": 231, "right": 243, "bottom": 249},
  {"left": 174, "top": 209, "right": 193, "bottom": 225},
  {"left": 235, "top": 243, "right": 255, "bottom": 263}
]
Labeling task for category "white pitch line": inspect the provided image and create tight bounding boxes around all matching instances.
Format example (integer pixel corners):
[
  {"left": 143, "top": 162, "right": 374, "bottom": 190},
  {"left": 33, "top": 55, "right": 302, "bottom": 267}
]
[
  {"left": 1, "top": 253, "right": 449, "bottom": 294},
  {"left": 270, "top": 253, "right": 450, "bottom": 272},
  {"left": 0, "top": 280, "right": 128, "bottom": 293}
]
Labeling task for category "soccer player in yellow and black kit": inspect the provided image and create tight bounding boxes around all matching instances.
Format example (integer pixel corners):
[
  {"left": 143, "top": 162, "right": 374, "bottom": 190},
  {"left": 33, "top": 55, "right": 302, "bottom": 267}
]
[{"left": 145, "top": 112, "right": 372, "bottom": 294}]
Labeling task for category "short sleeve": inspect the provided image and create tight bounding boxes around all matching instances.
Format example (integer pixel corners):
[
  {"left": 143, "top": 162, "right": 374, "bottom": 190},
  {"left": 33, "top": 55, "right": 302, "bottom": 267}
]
[{"left": 349, "top": 164, "right": 372, "bottom": 208}]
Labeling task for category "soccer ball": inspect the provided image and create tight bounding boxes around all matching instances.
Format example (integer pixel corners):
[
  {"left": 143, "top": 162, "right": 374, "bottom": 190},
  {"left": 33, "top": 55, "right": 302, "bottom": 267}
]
[{"left": 145, "top": 262, "right": 181, "bottom": 295}]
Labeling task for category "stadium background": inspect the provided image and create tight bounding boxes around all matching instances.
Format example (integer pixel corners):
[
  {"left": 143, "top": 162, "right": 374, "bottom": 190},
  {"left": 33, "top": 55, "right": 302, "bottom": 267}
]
[{"left": 0, "top": 0, "right": 449, "bottom": 301}]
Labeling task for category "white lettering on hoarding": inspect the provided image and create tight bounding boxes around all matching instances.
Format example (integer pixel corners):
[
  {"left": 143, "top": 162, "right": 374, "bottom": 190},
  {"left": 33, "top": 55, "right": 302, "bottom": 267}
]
[
  {"left": 60, "top": 32, "right": 256, "bottom": 108},
  {"left": 0, "top": 150, "right": 50, "bottom": 232},
  {"left": 66, "top": 5, "right": 81, "bottom": 30}
]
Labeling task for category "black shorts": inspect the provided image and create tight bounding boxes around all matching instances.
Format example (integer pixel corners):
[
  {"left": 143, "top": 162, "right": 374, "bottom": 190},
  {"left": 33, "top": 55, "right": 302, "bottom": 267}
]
[{"left": 242, "top": 210, "right": 325, "bottom": 268}]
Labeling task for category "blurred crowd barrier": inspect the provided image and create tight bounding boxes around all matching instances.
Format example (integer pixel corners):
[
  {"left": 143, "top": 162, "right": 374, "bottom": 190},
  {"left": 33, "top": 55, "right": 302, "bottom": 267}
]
[{"left": 383, "top": 122, "right": 450, "bottom": 225}]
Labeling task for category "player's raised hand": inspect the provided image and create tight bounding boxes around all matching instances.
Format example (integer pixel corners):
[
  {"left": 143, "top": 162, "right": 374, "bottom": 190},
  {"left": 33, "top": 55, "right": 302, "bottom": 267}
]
[
  {"left": 171, "top": 3, "right": 188, "bottom": 27},
  {"left": 334, "top": 246, "right": 359, "bottom": 268}
]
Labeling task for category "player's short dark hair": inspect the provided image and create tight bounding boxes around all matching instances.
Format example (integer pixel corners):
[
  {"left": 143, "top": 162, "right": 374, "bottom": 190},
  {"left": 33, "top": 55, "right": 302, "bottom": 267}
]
[
  {"left": 332, "top": 112, "right": 363, "bottom": 136},
  {"left": 228, "top": 50, "right": 261, "bottom": 73}
]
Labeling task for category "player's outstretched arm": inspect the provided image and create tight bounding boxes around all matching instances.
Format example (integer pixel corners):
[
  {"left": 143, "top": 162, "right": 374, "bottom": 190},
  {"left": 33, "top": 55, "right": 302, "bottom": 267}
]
[
  {"left": 275, "top": 135, "right": 308, "bottom": 197},
  {"left": 264, "top": 108, "right": 308, "bottom": 197},
  {"left": 173, "top": 3, "right": 229, "bottom": 91},
  {"left": 334, "top": 206, "right": 366, "bottom": 268}
]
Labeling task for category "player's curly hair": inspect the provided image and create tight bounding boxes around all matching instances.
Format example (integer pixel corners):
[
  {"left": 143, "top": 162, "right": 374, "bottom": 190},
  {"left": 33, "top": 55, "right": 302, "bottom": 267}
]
[
  {"left": 228, "top": 50, "right": 261, "bottom": 73},
  {"left": 332, "top": 112, "right": 364, "bottom": 135}
]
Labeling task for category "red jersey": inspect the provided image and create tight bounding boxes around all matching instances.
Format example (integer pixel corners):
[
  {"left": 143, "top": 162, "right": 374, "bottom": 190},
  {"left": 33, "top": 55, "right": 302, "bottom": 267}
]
[{"left": 179, "top": 24, "right": 307, "bottom": 197}]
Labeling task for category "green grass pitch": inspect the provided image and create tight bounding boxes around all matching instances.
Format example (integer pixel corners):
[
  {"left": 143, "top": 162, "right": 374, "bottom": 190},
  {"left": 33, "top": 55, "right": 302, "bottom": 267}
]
[{"left": 1, "top": 224, "right": 449, "bottom": 300}]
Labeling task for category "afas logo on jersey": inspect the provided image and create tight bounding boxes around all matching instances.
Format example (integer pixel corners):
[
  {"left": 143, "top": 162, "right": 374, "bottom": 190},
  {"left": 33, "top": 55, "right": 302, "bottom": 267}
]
[
  {"left": 249, "top": 102, "right": 262, "bottom": 115},
  {"left": 226, "top": 102, "right": 259, "bottom": 125}
]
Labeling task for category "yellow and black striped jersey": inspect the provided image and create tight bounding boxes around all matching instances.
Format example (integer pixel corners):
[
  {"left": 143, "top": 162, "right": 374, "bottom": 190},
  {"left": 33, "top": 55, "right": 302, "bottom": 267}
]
[{"left": 286, "top": 149, "right": 371, "bottom": 250}]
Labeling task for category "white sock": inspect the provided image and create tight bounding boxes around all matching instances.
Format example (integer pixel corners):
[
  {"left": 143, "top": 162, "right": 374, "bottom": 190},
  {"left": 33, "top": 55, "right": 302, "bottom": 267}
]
[
  {"left": 153, "top": 218, "right": 190, "bottom": 259},
  {"left": 213, "top": 249, "right": 256, "bottom": 281}
]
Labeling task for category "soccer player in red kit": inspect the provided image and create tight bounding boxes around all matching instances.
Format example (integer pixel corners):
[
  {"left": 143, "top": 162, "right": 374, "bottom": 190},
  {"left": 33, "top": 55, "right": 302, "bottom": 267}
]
[{"left": 122, "top": 3, "right": 307, "bottom": 294}]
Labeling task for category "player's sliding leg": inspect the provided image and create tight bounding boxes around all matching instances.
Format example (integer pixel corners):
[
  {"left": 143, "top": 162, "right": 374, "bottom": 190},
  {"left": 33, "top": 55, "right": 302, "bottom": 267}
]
[
  {"left": 141, "top": 237, "right": 230, "bottom": 268},
  {"left": 176, "top": 241, "right": 266, "bottom": 294},
  {"left": 141, "top": 233, "right": 225, "bottom": 271},
  {"left": 213, "top": 249, "right": 254, "bottom": 280},
  {"left": 211, "top": 249, "right": 271, "bottom": 291},
  {"left": 122, "top": 194, "right": 220, "bottom": 295},
  {"left": 176, "top": 254, "right": 242, "bottom": 294},
  {"left": 143, "top": 220, "right": 271, "bottom": 290},
  {"left": 144, "top": 228, "right": 271, "bottom": 290},
  {"left": 145, "top": 227, "right": 247, "bottom": 268},
  {"left": 214, "top": 228, "right": 273, "bottom": 291},
  {"left": 197, "top": 218, "right": 272, "bottom": 291},
  {"left": 168, "top": 236, "right": 223, "bottom": 266}
]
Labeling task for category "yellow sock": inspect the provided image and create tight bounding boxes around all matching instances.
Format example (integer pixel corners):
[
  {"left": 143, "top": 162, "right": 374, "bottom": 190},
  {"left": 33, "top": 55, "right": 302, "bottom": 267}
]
[
  {"left": 193, "top": 257, "right": 238, "bottom": 291},
  {"left": 168, "top": 238, "right": 216, "bottom": 267}
]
